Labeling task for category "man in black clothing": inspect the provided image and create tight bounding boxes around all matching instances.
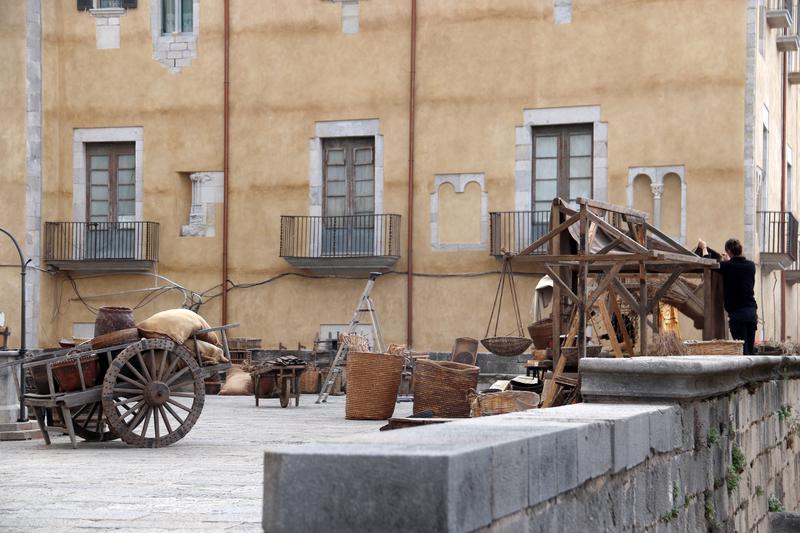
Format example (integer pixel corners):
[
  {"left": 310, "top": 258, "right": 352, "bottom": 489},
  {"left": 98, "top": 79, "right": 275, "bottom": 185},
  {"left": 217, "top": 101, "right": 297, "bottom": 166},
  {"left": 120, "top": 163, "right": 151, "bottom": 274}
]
[{"left": 696, "top": 238, "right": 758, "bottom": 355}]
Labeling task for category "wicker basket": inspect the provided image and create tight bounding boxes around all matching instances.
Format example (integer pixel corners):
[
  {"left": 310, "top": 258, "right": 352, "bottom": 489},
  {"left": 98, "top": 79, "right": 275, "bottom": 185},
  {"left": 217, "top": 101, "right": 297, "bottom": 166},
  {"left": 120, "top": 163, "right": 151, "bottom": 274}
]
[
  {"left": 413, "top": 360, "right": 479, "bottom": 418},
  {"left": 683, "top": 340, "right": 744, "bottom": 356},
  {"left": 299, "top": 366, "right": 321, "bottom": 393},
  {"left": 469, "top": 390, "right": 540, "bottom": 417},
  {"left": 345, "top": 352, "right": 405, "bottom": 420},
  {"left": 481, "top": 336, "right": 532, "bottom": 357}
]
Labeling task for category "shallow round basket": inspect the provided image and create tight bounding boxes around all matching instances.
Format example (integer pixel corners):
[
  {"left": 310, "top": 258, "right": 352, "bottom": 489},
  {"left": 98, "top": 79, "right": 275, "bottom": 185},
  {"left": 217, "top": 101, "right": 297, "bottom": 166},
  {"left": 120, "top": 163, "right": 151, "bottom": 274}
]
[{"left": 481, "top": 336, "right": 532, "bottom": 357}]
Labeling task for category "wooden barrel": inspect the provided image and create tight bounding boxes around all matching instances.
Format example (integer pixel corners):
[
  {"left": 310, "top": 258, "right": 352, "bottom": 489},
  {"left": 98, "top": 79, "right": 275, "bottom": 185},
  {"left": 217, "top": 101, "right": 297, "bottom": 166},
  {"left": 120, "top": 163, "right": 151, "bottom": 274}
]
[{"left": 94, "top": 307, "right": 135, "bottom": 337}]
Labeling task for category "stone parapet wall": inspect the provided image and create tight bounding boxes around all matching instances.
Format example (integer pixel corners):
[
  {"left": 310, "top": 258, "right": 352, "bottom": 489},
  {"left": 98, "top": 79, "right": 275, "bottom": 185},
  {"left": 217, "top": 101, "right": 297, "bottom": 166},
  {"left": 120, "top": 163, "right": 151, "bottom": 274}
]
[{"left": 262, "top": 356, "right": 800, "bottom": 532}]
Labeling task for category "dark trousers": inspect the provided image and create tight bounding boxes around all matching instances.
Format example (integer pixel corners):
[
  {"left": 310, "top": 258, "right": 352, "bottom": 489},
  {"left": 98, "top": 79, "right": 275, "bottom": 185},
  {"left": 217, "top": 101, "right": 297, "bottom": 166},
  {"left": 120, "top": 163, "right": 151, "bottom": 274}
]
[{"left": 729, "top": 319, "right": 756, "bottom": 355}]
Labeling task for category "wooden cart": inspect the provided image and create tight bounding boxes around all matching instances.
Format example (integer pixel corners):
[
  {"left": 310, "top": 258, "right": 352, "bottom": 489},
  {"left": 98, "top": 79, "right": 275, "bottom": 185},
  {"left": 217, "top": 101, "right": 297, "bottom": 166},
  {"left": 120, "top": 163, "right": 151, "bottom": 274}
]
[
  {"left": 11, "top": 324, "right": 237, "bottom": 449},
  {"left": 251, "top": 364, "right": 306, "bottom": 408}
]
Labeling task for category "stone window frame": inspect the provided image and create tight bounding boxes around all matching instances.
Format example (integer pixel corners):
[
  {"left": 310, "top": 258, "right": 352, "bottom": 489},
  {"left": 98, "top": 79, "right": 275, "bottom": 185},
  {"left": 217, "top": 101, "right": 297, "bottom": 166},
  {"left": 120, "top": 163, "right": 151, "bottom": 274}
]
[
  {"left": 430, "top": 173, "right": 489, "bottom": 252},
  {"left": 181, "top": 171, "right": 224, "bottom": 238},
  {"left": 73, "top": 127, "right": 144, "bottom": 223},
  {"left": 150, "top": 0, "right": 200, "bottom": 74},
  {"left": 309, "top": 119, "right": 384, "bottom": 217},
  {"left": 327, "top": 0, "right": 361, "bottom": 34},
  {"left": 626, "top": 165, "right": 687, "bottom": 244},
  {"left": 515, "top": 105, "right": 608, "bottom": 211},
  {"left": 554, "top": 0, "right": 572, "bottom": 24}
]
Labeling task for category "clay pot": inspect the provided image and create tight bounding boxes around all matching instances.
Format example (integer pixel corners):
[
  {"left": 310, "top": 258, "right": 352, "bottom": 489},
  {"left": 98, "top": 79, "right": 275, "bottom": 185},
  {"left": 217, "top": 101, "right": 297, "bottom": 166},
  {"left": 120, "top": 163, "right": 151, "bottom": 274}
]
[{"left": 94, "top": 307, "right": 135, "bottom": 337}]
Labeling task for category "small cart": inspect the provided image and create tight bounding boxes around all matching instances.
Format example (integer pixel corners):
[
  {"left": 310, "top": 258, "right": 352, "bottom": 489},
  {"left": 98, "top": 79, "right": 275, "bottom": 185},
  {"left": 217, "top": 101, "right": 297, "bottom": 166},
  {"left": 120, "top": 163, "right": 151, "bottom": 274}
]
[
  {"left": 252, "top": 364, "right": 306, "bottom": 408},
  {"left": 9, "top": 324, "right": 237, "bottom": 449}
]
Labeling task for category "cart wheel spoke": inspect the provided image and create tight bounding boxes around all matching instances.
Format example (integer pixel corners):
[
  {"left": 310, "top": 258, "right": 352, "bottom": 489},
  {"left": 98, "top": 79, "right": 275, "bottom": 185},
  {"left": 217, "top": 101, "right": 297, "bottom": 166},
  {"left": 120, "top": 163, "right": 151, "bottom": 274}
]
[
  {"left": 164, "top": 366, "right": 190, "bottom": 387},
  {"left": 114, "top": 394, "right": 144, "bottom": 408},
  {"left": 156, "top": 349, "right": 169, "bottom": 381},
  {"left": 81, "top": 402, "right": 98, "bottom": 430},
  {"left": 158, "top": 405, "right": 173, "bottom": 434},
  {"left": 118, "top": 398, "right": 146, "bottom": 419},
  {"left": 153, "top": 407, "right": 160, "bottom": 440},
  {"left": 163, "top": 402, "right": 186, "bottom": 426},
  {"left": 139, "top": 407, "right": 152, "bottom": 438},
  {"left": 166, "top": 398, "right": 192, "bottom": 412},
  {"left": 160, "top": 351, "right": 180, "bottom": 383},
  {"left": 169, "top": 391, "right": 196, "bottom": 398},
  {"left": 136, "top": 352, "right": 153, "bottom": 382},
  {"left": 116, "top": 373, "right": 145, "bottom": 389},
  {"left": 112, "top": 388, "right": 143, "bottom": 395},
  {"left": 123, "top": 359, "right": 149, "bottom": 387}
]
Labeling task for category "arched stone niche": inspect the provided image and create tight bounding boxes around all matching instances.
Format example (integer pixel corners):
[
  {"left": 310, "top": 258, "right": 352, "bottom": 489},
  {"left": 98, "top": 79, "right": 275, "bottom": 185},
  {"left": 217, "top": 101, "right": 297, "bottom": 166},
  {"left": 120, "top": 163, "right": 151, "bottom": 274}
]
[
  {"left": 626, "top": 165, "right": 687, "bottom": 244},
  {"left": 430, "top": 173, "right": 488, "bottom": 251}
]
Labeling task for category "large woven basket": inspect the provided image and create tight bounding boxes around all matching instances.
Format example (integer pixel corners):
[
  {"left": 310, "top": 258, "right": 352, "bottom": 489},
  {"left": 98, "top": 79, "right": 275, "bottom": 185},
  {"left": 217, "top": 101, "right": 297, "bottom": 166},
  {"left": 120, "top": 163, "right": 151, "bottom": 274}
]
[
  {"left": 413, "top": 360, "right": 479, "bottom": 418},
  {"left": 481, "top": 336, "right": 532, "bottom": 357},
  {"left": 345, "top": 352, "right": 404, "bottom": 420},
  {"left": 683, "top": 340, "right": 744, "bottom": 356},
  {"left": 469, "top": 390, "right": 540, "bottom": 417},
  {"left": 299, "top": 366, "right": 321, "bottom": 393}
]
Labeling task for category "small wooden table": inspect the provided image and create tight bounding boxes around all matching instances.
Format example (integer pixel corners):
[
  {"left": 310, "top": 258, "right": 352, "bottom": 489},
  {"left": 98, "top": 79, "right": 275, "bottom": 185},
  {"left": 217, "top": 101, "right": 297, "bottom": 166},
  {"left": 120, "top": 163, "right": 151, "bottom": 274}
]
[
  {"left": 252, "top": 364, "right": 307, "bottom": 408},
  {"left": 525, "top": 360, "right": 553, "bottom": 382}
]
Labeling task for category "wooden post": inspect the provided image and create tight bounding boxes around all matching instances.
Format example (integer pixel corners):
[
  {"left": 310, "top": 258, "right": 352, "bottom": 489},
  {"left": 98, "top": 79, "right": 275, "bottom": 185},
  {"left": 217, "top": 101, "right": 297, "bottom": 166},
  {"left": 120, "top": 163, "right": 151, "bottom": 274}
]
[
  {"left": 638, "top": 261, "right": 648, "bottom": 356},
  {"left": 577, "top": 207, "right": 587, "bottom": 360},
  {"left": 550, "top": 202, "right": 562, "bottom": 364}
]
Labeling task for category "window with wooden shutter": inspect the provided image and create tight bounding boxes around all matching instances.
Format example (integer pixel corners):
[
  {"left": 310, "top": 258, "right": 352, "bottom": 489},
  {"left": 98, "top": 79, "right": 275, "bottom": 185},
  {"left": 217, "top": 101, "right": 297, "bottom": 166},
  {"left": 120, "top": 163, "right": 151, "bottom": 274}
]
[
  {"left": 86, "top": 143, "right": 136, "bottom": 222},
  {"left": 531, "top": 124, "right": 593, "bottom": 211},
  {"left": 321, "top": 137, "right": 376, "bottom": 255},
  {"left": 78, "top": 0, "right": 93, "bottom": 10},
  {"left": 162, "top": 0, "right": 193, "bottom": 33}
]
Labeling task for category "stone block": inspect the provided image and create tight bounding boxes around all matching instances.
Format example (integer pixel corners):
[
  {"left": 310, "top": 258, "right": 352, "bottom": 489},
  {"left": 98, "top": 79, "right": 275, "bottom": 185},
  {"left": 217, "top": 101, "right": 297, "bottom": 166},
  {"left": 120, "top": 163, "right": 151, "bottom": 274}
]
[{"left": 263, "top": 443, "right": 492, "bottom": 533}]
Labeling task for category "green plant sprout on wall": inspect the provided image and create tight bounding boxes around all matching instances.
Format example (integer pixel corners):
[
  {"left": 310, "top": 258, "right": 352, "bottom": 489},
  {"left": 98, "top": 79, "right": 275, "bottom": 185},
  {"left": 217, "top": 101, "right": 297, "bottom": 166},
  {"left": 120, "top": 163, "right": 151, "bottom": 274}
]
[{"left": 768, "top": 495, "right": 784, "bottom": 513}]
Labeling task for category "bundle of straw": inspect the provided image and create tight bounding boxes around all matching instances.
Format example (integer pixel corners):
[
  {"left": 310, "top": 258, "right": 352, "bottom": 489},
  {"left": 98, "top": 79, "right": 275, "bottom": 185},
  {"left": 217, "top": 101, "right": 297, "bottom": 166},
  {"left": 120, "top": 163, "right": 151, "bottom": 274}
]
[
  {"left": 340, "top": 332, "right": 370, "bottom": 352},
  {"left": 647, "top": 331, "right": 687, "bottom": 356}
]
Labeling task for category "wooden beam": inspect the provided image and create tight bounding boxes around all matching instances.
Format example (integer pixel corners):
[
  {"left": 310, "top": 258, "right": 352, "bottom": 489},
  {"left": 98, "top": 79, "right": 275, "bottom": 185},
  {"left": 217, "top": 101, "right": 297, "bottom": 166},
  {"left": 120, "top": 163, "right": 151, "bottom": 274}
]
[
  {"left": 647, "top": 270, "right": 685, "bottom": 313},
  {"left": 514, "top": 254, "right": 651, "bottom": 263},
  {"left": 598, "top": 299, "right": 623, "bottom": 357},
  {"left": 638, "top": 262, "right": 648, "bottom": 356},
  {"left": 544, "top": 265, "right": 579, "bottom": 304},
  {"left": 585, "top": 210, "right": 650, "bottom": 255},
  {"left": 608, "top": 289, "right": 634, "bottom": 355},
  {"left": 643, "top": 222, "right": 696, "bottom": 256},
  {"left": 517, "top": 212, "right": 581, "bottom": 256},
  {"left": 612, "top": 277, "right": 643, "bottom": 314},
  {"left": 653, "top": 250, "right": 718, "bottom": 266},
  {"left": 596, "top": 236, "right": 624, "bottom": 255},
  {"left": 587, "top": 262, "right": 624, "bottom": 309},
  {"left": 576, "top": 197, "right": 649, "bottom": 219}
]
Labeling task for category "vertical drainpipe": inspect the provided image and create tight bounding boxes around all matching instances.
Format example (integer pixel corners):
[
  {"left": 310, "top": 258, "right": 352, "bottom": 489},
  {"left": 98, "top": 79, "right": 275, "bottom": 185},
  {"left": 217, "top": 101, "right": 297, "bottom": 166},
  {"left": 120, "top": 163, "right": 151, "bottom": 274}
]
[
  {"left": 406, "top": 0, "right": 417, "bottom": 346},
  {"left": 222, "top": 0, "right": 230, "bottom": 326},
  {"left": 781, "top": 46, "right": 787, "bottom": 341}
]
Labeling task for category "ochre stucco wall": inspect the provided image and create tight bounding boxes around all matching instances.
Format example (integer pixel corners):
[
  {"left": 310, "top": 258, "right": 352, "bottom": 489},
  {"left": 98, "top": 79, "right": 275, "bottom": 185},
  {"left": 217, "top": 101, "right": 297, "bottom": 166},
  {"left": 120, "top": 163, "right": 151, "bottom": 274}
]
[
  {"left": 5, "top": 0, "right": 790, "bottom": 352},
  {"left": 0, "top": 1, "right": 28, "bottom": 346}
]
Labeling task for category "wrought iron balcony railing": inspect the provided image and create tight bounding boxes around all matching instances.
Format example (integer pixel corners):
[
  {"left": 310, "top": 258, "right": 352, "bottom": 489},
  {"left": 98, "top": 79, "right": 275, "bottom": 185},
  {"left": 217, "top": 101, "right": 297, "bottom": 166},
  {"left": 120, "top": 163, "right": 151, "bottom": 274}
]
[
  {"left": 757, "top": 211, "right": 798, "bottom": 268},
  {"left": 489, "top": 211, "right": 551, "bottom": 257},
  {"left": 280, "top": 214, "right": 400, "bottom": 272},
  {"left": 44, "top": 221, "right": 159, "bottom": 270}
]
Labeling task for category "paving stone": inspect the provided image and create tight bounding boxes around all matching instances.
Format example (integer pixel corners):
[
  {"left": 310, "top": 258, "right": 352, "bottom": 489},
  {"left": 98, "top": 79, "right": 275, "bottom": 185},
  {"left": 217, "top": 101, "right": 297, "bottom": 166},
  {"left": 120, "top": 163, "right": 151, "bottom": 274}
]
[{"left": 0, "top": 395, "right": 411, "bottom": 531}]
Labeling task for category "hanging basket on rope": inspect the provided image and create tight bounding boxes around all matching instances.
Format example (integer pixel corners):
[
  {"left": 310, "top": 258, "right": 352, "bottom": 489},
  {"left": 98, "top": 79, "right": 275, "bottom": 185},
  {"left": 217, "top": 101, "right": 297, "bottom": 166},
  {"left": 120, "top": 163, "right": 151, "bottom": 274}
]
[{"left": 481, "top": 256, "right": 532, "bottom": 357}]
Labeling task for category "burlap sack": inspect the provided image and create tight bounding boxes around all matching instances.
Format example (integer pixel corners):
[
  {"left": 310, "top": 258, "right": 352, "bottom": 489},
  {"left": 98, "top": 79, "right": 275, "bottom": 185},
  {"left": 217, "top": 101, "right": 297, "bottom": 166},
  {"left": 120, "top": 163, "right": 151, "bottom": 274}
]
[
  {"left": 219, "top": 365, "right": 253, "bottom": 396},
  {"left": 184, "top": 339, "right": 228, "bottom": 366},
  {"left": 137, "top": 309, "right": 220, "bottom": 346}
]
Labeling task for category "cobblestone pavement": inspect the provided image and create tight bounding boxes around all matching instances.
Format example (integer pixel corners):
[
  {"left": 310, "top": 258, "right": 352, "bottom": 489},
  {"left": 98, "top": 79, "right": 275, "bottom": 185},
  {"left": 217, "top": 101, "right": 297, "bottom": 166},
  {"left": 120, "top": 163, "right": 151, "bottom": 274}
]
[{"left": 0, "top": 395, "right": 412, "bottom": 532}]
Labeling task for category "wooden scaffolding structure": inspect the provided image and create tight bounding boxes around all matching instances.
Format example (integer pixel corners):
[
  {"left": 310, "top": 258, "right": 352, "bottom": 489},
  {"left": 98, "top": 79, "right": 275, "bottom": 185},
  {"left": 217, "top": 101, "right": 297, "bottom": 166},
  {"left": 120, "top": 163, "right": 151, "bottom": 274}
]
[{"left": 511, "top": 198, "right": 721, "bottom": 407}]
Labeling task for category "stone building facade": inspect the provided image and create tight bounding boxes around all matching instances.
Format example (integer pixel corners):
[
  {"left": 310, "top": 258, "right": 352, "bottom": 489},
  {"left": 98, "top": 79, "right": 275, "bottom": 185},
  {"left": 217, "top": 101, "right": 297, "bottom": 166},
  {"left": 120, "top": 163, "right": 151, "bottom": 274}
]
[{"left": 1, "top": 0, "right": 800, "bottom": 351}]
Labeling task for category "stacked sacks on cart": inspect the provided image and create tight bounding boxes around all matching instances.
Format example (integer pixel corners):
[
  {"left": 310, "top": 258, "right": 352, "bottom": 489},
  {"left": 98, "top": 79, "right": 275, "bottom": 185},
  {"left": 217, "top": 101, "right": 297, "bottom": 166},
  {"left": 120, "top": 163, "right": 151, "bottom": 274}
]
[{"left": 135, "top": 308, "right": 228, "bottom": 366}]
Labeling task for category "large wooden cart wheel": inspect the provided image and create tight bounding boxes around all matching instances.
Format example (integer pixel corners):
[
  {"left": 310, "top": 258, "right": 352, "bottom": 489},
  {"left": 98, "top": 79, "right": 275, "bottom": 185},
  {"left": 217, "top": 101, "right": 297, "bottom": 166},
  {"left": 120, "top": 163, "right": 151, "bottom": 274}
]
[
  {"left": 101, "top": 338, "right": 205, "bottom": 448},
  {"left": 279, "top": 377, "right": 291, "bottom": 408},
  {"left": 71, "top": 401, "right": 119, "bottom": 442}
]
